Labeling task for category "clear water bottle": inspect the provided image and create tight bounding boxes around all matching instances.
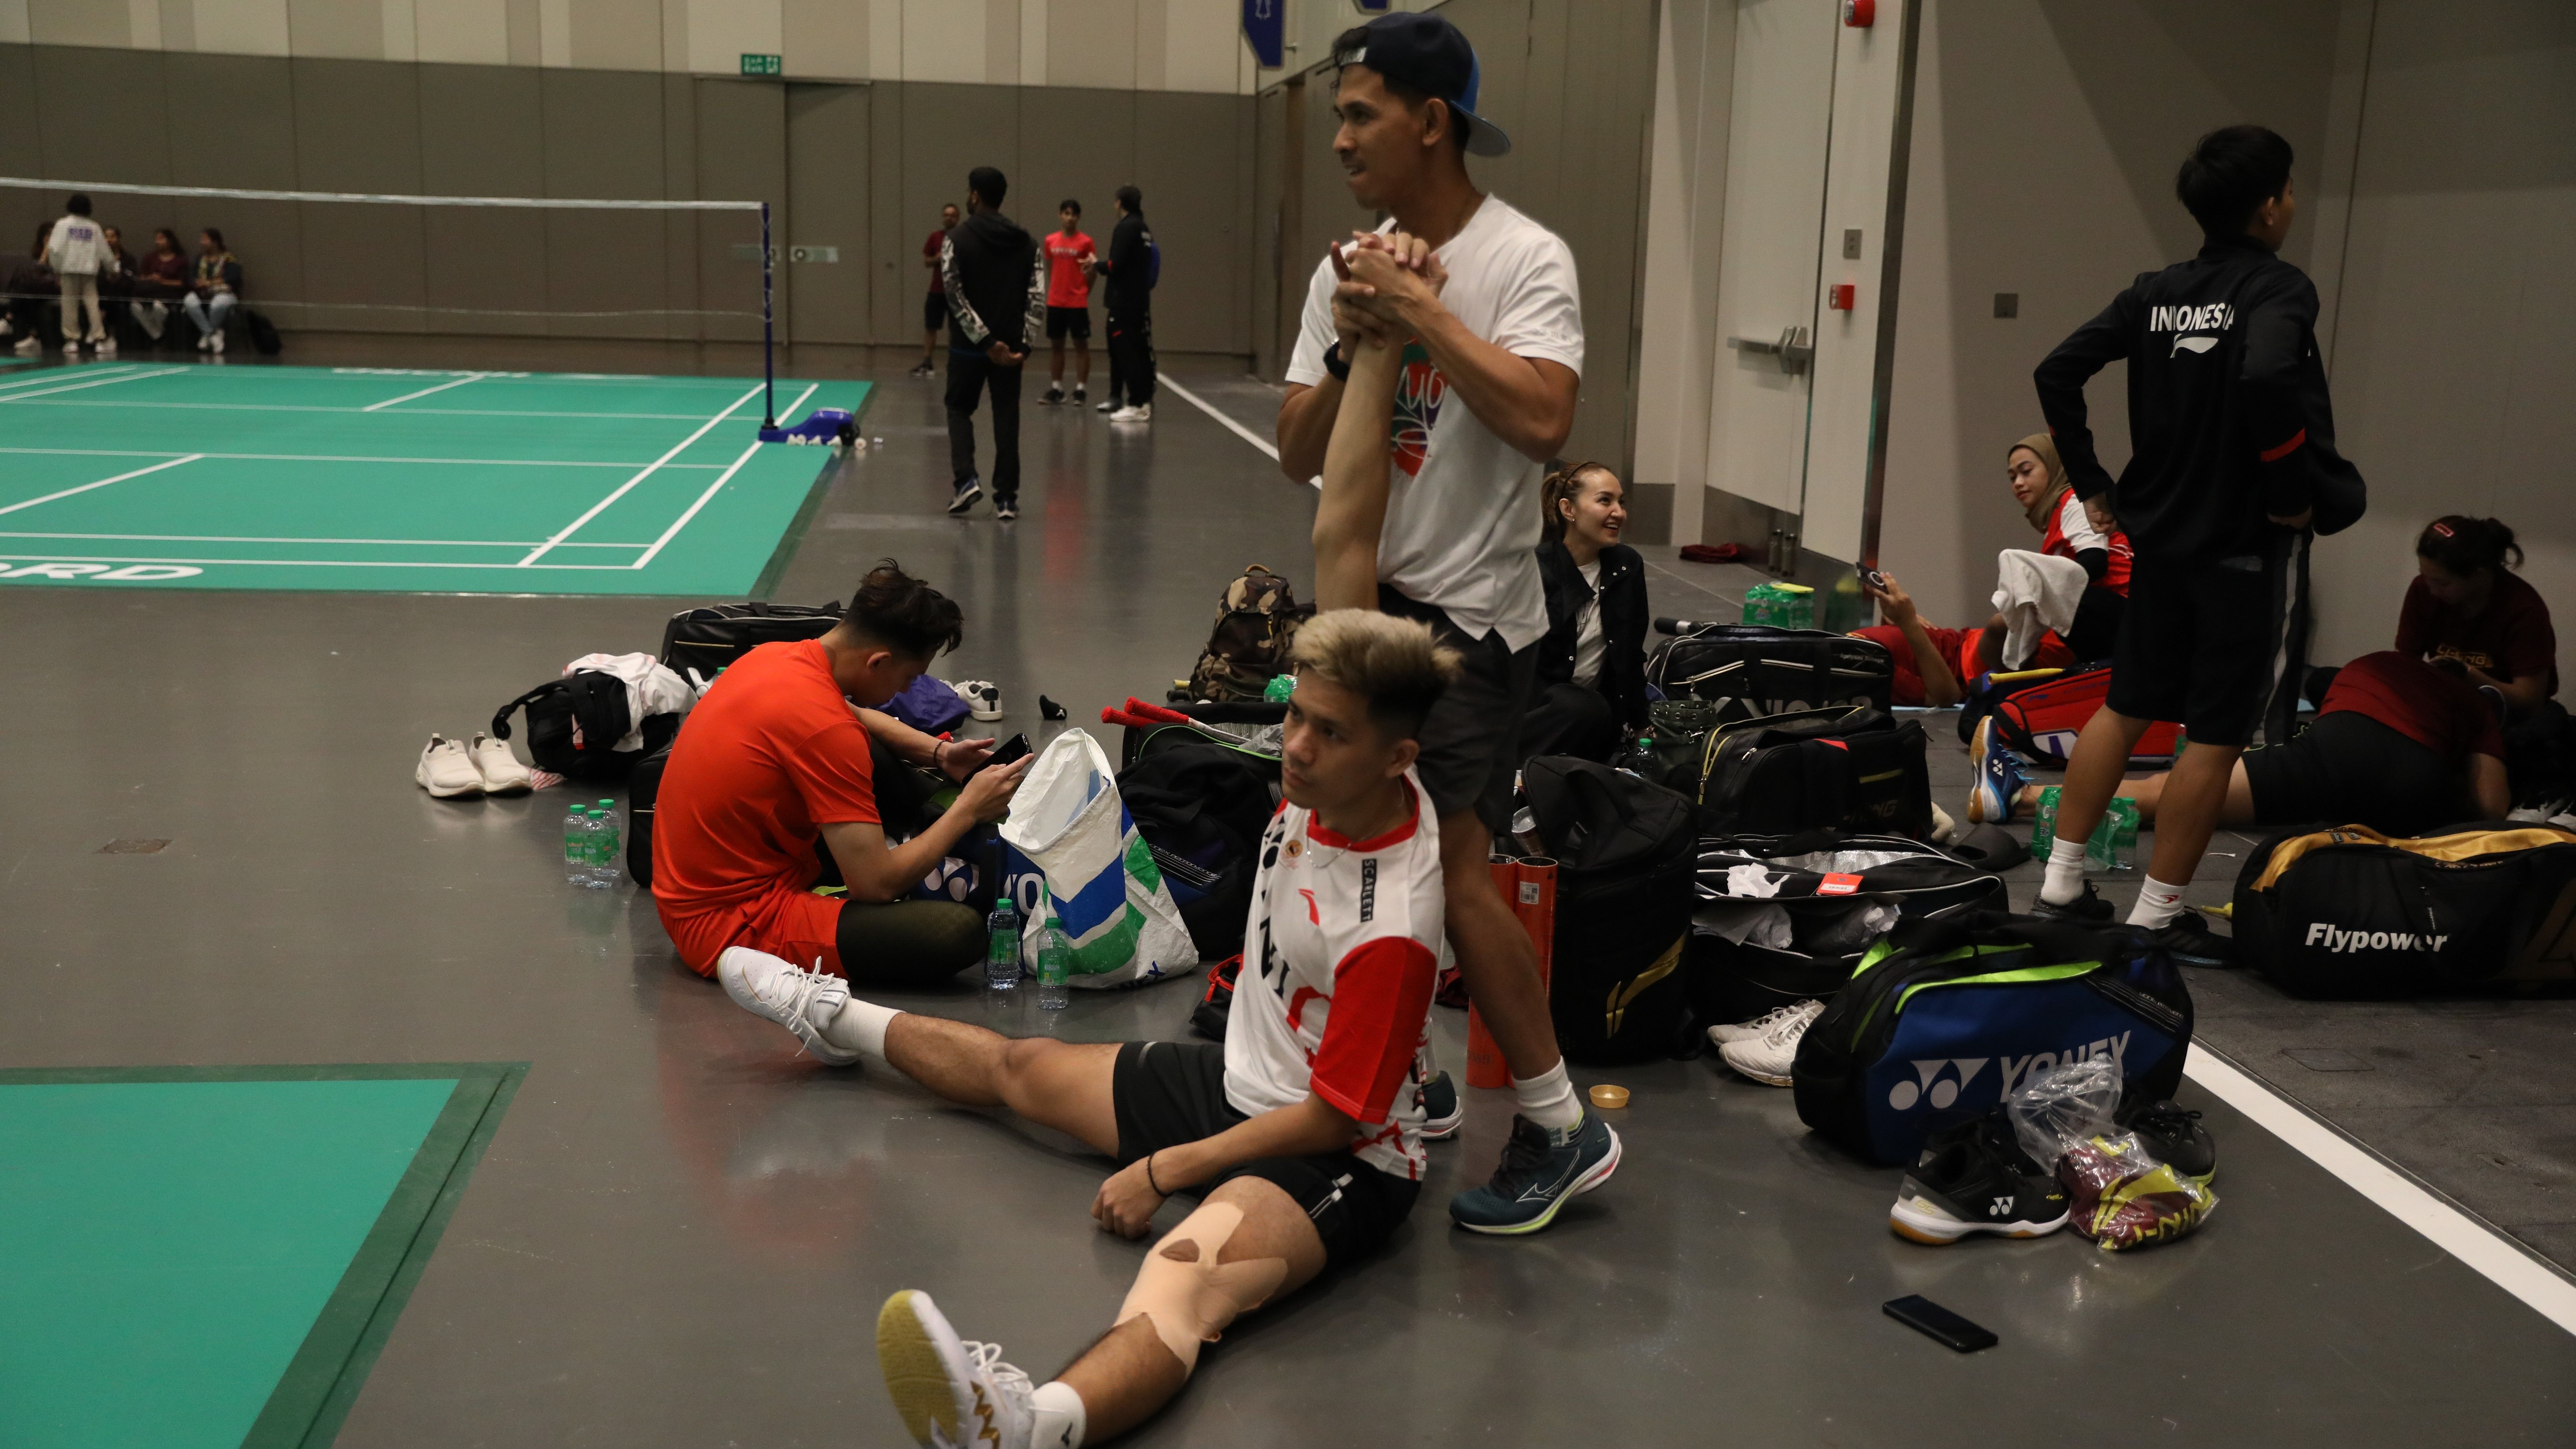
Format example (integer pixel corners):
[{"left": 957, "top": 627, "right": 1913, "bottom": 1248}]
[
  {"left": 579, "top": 809, "right": 616, "bottom": 889},
  {"left": 590, "top": 801, "right": 623, "bottom": 887},
  {"left": 985, "top": 897, "right": 1022, "bottom": 991},
  {"left": 564, "top": 802, "right": 590, "bottom": 885},
  {"left": 1036, "top": 917, "right": 1072, "bottom": 1011}
]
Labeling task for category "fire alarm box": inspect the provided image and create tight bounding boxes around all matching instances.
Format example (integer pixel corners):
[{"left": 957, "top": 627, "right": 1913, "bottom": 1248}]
[
  {"left": 1844, "top": 0, "right": 1875, "bottom": 26},
  {"left": 1828, "top": 283, "right": 1856, "bottom": 311}
]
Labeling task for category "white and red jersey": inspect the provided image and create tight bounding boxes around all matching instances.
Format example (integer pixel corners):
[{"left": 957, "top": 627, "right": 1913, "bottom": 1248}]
[
  {"left": 1224, "top": 773, "right": 1444, "bottom": 1181},
  {"left": 2041, "top": 491, "right": 2133, "bottom": 595}
]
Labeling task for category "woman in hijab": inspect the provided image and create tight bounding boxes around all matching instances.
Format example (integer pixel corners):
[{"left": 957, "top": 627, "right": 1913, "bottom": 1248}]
[{"left": 2006, "top": 432, "right": 2129, "bottom": 661}]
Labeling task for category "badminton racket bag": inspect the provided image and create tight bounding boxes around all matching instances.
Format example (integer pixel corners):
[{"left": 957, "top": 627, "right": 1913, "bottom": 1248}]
[
  {"left": 490, "top": 670, "right": 677, "bottom": 783},
  {"left": 1645, "top": 624, "right": 1892, "bottom": 725},
  {"left": 2231, "top": 822, "right": 2576, "bottom": 997},
  {"left": 1523, "top": 757, "right": 1699, "bottom": 1063},
  {"left": 1698, "top": 706, "right": 1933, "bottom": 839},
  {"left": 1791, "top": 913, "right": 2193, "bottom": 1166},
  {"left": 1118, "top": 744, "right": 1277, "bottom": 960},
  {"left": 1689, "top": 832, "right": 2006, "bottom": 1030},
  {"left": 658, "top": 600, "right": 844, "bottom": 691},
  {"left": 624, "top": 739, "right": 676, "bottom": 884},
  {"left": 1966, "top": 663, "right": 2181, "bottom": 762}
]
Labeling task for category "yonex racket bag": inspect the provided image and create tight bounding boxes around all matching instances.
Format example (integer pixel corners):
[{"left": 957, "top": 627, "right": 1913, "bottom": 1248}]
[
  {"left": 1968, "top": 663, "right": 2181, "bottom": 763},
  {"left": 1119, "top": 744, "right": 1277, "bottom": 960},
  {"left": 1791, "top": 913, "right": 2192, "bottom": 1165},
  {"left": 1646, "top": 625, "right": 1892, "bottom": 726},
  {"left": 1524, "top": 757, "right": 1700, "bottom": 1063},
  {"left": 658, "top": 600, "right": 844, "bottom": 691},
  {"left": 1698, "top": 706, "right": 1933, "bottom": 839},
  {"left": 2232, "top": 822, "right": 2576, "bottom": 997}
]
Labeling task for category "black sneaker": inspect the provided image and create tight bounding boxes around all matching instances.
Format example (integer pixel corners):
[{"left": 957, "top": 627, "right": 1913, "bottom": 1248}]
[
  {"left": 908, "top": 360, "right": 935, "bottom": 378},
  {"left": 2145, "top": 909, "right": 2232, "bottom": 967},
  {"left": 2117, "top": 1095, "right": 2216, "bottom": 1184},
  {"left": 1889, "top": 1109, "right": 2070, "bottom": 1244},
  {"left": 1418, "top": 1071, "right": 1463, "bottom": 1141},
  {"left": 1448, "top": 1111, "right": 1621, "bottom": 1235},
  {"left": 994, "top": 499, "right": 1019, "bottom": 522},
  {"left": 946, "top": 476, "right": 983, "bottom": 516},
  {"left": 1040, "top": 386, "right": 1064, "bottom": 406},
  {"left": 2033, "top": 879, "right": 2113, "bottom": 923},
  {"left": 1072, "top": 385, "right": 1087, "bottom": 404}
]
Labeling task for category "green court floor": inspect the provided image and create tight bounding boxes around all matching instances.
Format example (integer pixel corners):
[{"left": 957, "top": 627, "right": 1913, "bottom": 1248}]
[
  {"left": 0, "top": 1064, "right": 522, "bottom": 1449},
  {"left": 0, "top": 363, "right": 866, "bottom": 595}
]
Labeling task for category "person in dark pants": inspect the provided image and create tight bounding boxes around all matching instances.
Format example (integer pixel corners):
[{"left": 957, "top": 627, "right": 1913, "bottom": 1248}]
[
  {"left": 1097, "top": 185, "right": 1157, "bottom": 422},
  {"left": 1527, "top": 461, "right": 1647, "bottom": 761},
  {"left": 940, "top": 167, "right": 1045, "bottom": 521},
  {"left": 912, "top": 202, "right": 959, "bottom": 378}
]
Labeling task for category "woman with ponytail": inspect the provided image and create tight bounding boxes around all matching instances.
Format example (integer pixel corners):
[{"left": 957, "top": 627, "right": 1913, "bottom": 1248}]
[
  {"left": 1525, "top": 461, "right": 1647, "bottom": 760},
  {"left": 2398, "top": 516, "right": 2556, "bottom": 717}
]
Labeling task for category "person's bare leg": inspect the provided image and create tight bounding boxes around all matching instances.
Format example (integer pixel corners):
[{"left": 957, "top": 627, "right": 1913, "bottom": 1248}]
[
  {"left": 2052, "top": 707, "right": 2152, "bottom": 848},
  {"left": 879, "top": 1013, "right": 1122, "bottom": 1155},
  {"left": 1056, "top": 1176, "right": 1325, "bottom": 1441},
  {"left": 1074, "top": 335, "right": 1092, "bottom": 391},
  {"left": 1978, "top": 615, "right": 2008, "bottom": 675},
  {"left": 1051, "top": 335, "right": 1068, "bottom": 389},
  {"left": 2142, "top": 741, "right": 2242, "bottom": 886},
  {"left": 1438, "top": 811, "right": 1558, "bottom": 1079}
]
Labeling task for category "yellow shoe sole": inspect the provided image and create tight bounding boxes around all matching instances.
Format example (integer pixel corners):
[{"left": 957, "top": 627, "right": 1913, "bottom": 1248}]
[{"left": 876, "top": 1290, "right": 963, "bottom": 1447}]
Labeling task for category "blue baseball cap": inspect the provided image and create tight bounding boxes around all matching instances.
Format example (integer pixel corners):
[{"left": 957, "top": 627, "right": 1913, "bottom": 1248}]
[{"left": 1333, "top": 12, "right": 1512, "bottom": 158}]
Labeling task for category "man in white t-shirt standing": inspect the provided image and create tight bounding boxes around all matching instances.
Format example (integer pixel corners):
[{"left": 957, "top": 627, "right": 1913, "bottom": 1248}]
[{"left": 1276, "top": 11, "right": 1618, "bottom": 1237}]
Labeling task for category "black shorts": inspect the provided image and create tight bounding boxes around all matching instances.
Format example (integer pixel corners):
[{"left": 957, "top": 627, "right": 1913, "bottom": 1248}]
[
  {"left": 923, "top": 291, "right": 947, "bottom": 334},
  {"left": 2106, "top": 541, "right": 2300, "bottom": 748},
  {"left": 1046, "top": 305, "right": 1091, "bottom": 341},
  {"left": 2242, "top": 711, "right": 2469, "bottom": 836},
  {"left": 1110, "top": 1041, "right": 1417, "bottom": 1270},
  {"left": 1376, "top": 587, "right": 1538, "bottom": 835}
]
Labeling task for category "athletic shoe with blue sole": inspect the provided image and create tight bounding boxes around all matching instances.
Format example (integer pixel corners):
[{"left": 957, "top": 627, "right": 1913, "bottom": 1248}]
[
  {"left": 1449, "top": 1110, "right": 1621, "bottom": 1235},
  {"left": 1966, "top": 714, "right": 2028, "bottom": 825}
]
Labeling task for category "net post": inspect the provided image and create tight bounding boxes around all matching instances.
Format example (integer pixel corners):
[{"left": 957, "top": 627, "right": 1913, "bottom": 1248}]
[{"left": 761, "top": 200, "right": 777, "bottom": 427}]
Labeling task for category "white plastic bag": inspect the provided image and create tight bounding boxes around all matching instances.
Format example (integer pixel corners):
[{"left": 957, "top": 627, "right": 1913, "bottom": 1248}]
[
  {"left": 2004, "top": 1056, "right": 2122, "bottom": 1169},
  {"left": 999, "top": 729, "right": 1198, "bottom": 989}
]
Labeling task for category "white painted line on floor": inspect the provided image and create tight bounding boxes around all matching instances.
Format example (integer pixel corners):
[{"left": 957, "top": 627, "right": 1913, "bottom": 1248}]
[
  {"left": 0, "top": 552, "right": 633, "bottom": 571},
  {"left": 0, "top": 366, "right": 188, "bottom": 402},
  {"left": 21, "top": 400, "right": 741, "bottom": 420},
  {"left": 2183, "top": 1043, "right": 2576, "bottom": 1336},
  {"left": 0, "top": 362, "right": 142, "bottom": 391},
  {"left": 629, "top": 382, "right": 818, "bottom": 570},
  {"left": 516, "top": 382, "right": 765, "bottom": 566},
  {"left": 1158, "top": 376, "right": 1325, "bottom": 488},
  {"left": 362, "top": 372, "right": 487, "bottom": 411},
  {"left": 0, "top": 447, "right": 726, "bottom": 469},
  {"left": 0, "top": 530, "right": 641, "bottom": 549},
  {"left": 0, "top": 455, "right": 203, "bottom": 518}
]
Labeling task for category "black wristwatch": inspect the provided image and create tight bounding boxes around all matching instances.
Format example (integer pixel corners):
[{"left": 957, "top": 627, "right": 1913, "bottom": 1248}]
[{"left": 1322, "top": 339, "right": 1352, "bottom": 382}]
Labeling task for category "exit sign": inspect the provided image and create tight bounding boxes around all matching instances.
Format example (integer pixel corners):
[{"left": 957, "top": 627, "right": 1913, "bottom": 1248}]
[{"left": 740, "top": 53, "right": 781, "bottom": 76}]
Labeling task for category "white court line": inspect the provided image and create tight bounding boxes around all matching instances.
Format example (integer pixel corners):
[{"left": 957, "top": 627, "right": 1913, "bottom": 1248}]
[
  {"left": 2183, "top": 1043, "right": 2576, "bottom": 1335},
  {"left": 0, "top": 551, "right": 633, "bottom": 571},
  {"left": 0, "top": 447, "right": 723, "bottom": 469},
  {"left": 1157, "top": 376, "right": 1323, "bottom": 490},
  {"left": 0, "top": 366, "right": 189, "bottom": 402},
  {"left": 628, "top": 382, "right": 819, "bottom": 570},
  {"left": 363, "top": 372, "right": 487, "bottom": 411},
  {"left": 0, "top": 362, "right": 142, "bottom": 392},
  {"left": 516, "top": 381, "right": 765, "bottom": 566},
  {"left": 0, "top": 530, "right": 640, "bottom": 549},
  {"left": 20, "top": 400, "right": 745, "bottom": 421},
  {"left": 0, "top": 455, "right": 203, "bottom": 518}
]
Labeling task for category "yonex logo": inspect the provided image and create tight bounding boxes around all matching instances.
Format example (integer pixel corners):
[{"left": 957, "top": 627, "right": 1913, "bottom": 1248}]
[
  {"left": 2304, "top": 922, "right": 2448, "bottom": 955},
  {"left": 1890, "top": 1032, "right": 2134, "bottom": 1108},
  {"left": 1887, "top": 1058, "right": 1986, "bottom": 1111},
  {"left": 1990, "top": 1196, "right": 2014, "bottom": 1216}
]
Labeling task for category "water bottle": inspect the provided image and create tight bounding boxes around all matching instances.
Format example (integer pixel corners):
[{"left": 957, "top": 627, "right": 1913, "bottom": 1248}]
[
  {"left": 1036, "top": 917, "right": 1072, "bottom": 1011},
  {"left": 985, "top": 897, "right": 1023, "bottom": 991},
  {"left": 2030, "top": 784, "right": 2062, "bottom": 863},
  {"left": 563, "top": 802, "right": 590, "bottom": 885},
  {"left": 580, "top": 810, "right": 617, "bottom": 889},
  {"left": 1616, "top": 735, "right": 1657, "bottom": 780},
  {"left": 590, "top": 801, "right": 623, "bottom": 887}
]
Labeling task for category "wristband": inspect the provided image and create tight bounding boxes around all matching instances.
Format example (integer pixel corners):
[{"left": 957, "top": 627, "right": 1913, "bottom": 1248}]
[
  {"left": 1145, "top": 1151, "right": 1165, "bottom": 1194},
  {"left": 1322, "top": 339, "right": 1352, "bottom": 382}
]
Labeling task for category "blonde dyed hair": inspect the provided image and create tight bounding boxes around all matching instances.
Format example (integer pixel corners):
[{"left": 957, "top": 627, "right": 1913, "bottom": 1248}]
[{"left": 1289, "top": 609, "right": 1463, "bottom": 740}]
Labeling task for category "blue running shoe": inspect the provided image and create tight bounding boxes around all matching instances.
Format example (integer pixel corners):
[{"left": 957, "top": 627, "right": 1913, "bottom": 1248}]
[
  {"left": 947, "top": 475, "right": 983, "bottom": 515},
  {"left": 1967, "top": 714, "right": 2028, "bottom": 824},
  {"left": 1449, "top": 1110, "right": 1621, "bottom": 1235}
]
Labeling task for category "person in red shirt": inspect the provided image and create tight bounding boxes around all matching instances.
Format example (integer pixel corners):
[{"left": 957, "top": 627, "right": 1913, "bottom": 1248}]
[
  {"left": 1041, "top": 199, "right": 1098, "bottom": 407},
  {"left": 2397, "top": 515, "right": 2557, "bottom": 718},
  {"left": 912, "top": 203, "right": 960, "bottom": 378},
  {"left": 650, "top": 561, "right": 1029, "bottom": 984}
]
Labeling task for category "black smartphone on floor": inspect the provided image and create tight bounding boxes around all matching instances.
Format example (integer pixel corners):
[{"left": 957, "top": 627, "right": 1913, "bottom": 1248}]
[
  {"left": 1883, "top": 1295, "right": 1997, "bottom": 1353},
  {"left": 973, "top": 733, "right": 1031, "bottom": 776}
]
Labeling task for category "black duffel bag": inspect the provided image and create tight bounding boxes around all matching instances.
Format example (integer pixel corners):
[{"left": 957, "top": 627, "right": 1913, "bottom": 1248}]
[
  {"left": 624, "top": 738, "right": 676, "bottom": 885},
  {"left": 1524, "top": 756, "right": 1700, "bottom": 1063},
  {"left": 491, "top": 671, "right": 679, "bottom": 783},
  {"left": 1646, "top": 624, "right": 1893, "bottom": 725},
  {"left": 2232, "top": 821, "right": 2576, "bottom": 996},
  {"left": 1700, "top": 705, "right": 1933, "bottom": 839},
  {"left": 1690, "top": 831, "right": 2005, "bottom": 1029},
  {"left": 659, "top": 600, "right": 843, "bottom": 690},
  {"left": 1119, "top": 744, "right": 1277, "bottom": 960}
]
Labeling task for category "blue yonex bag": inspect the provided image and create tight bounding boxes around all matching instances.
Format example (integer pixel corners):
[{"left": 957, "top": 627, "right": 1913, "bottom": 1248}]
[{"left": 1790, "top": 913, "right": 2192, "bottom": 1165}]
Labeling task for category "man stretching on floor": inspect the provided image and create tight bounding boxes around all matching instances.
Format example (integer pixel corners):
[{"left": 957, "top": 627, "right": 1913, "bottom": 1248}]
[{"left": 715, "top": 611, "right": 1458, "bottom": 1449}]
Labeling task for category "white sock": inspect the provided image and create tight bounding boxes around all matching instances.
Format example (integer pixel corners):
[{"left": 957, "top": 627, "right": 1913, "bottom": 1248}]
[
  {"left": 2127, "top": 875, "right": 2188, "bottom": 930},
  {"left": 1031, "top": 1381, "right": 1087, "bottom": 1447},
  {"left": 2040, "top": 836, "right": 2090, "bottom": 906},
  {"left": 1512, "top": 1061, "right": 1582, "bottom": 1133},
  {"left": 817, "top": 995, "right": 901, "bottom": 1060}
]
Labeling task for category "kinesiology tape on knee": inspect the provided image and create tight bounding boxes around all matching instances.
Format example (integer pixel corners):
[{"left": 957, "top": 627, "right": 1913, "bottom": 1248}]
[{"left": 1112, "top": 1201, "right": 1287, "bottom": 1373}]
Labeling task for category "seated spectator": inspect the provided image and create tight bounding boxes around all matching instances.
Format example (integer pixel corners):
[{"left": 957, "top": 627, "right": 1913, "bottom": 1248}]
[
  {"left": 1976, "top": 651, "right": 2509, "bottom": 838},
  {"left": 3, "top": 225, "right": 60, "bottom": 356},
  {"left": 131, "top": 228, "right": 189, "bottom": 345},
  {"left": 650, "top": 560, "right": 1030, "bottom": 987},
  {"left": 97, "top": 224, "right": 136, "bottom": 353},
  {"left": 2398, "top": 516, "right": 2555, "bottom": 718},
  {"left": 1524, "top": 461, "right": 1646, "bottom": 760},
  {"left": 183, "top": 229, "right": 242, "bottom": 354}
]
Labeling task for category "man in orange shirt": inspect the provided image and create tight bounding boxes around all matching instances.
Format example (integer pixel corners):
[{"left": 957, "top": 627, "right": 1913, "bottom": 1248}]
[
  {"left": 1041, "top": 199, "right": 1098, "bottom": 407},
  {"left": 651, "top": 562, "right": 1029, "bottom": 992}
]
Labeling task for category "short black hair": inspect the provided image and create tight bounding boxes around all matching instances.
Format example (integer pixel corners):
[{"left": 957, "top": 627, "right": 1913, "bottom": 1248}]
[
  {"left": 66, "top": 194, "right": 91, "bottom": 217},
  {"left": 1115, "top": 185, "right": 1142, "bottom": 213},
  {"left": 1059, "top": 197, "right": 1080, "bottom": 216},
  {"left": 1332, "top": 25, "right": 1472, "bottom": 153},
  {"left": 968, "top": 166, "right": 1008, "bottom": 209},
  {"left": 842, "top": 559, "right": 964, "bottom": 660},
  {"left": 2176, "top": 125, "right": 2293, "bottom": 238}
]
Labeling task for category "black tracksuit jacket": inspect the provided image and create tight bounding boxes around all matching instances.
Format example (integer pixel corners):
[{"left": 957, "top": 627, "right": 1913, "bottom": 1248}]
[
  {"left": 940, "top": 210, "right": 1044, "bottom": 354},
  {"left": 2034, "top": 235, "right": 2362, "bottom": 563},
  {"left": 1100, "top": 213, "right": 1152, "bottom": 316},
  {"left": 1535, "top": 540, "right": 1649, "bottom": 731}
]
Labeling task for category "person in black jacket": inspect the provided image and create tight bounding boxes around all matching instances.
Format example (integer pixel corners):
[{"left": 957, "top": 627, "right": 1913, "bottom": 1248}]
[
  {"left": 2023, "top": 124, "right": 2364, "bottom": 962},
  {"left": 940, "top": 166, "right": 1046, "bottom": 521},
  {"left": 1094, "top": 185, "right": 1156, "bottom": 421},
  {"left": 1524, "top": 462, "right": 1645, "bottom": 761}
]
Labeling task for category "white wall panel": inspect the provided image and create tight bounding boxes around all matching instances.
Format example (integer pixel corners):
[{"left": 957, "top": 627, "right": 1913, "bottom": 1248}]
[
  {"left": 899, "top": 0, "right": 980, "bottom": 82},
  {"left": 191, "top": 0, "right": 289, "bottom": 53},
  {"left": 412, "top": 0, "right": 503, "bottom": 62},
  {"left": 1163, "top": 0, "right": 1235, "bottom": 93},
  {"left": 0, "top": 0, "right": 32, "bottom": 44}
]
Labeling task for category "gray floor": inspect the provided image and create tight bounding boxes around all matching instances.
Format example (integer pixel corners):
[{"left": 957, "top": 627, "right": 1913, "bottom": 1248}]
[{"left": 5, "top": 342, "right": 2576, "bottom": 1445}]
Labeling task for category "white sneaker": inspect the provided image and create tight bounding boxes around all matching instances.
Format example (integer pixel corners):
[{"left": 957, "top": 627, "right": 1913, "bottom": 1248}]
[
  {"left": 1707, "top": 998, "right": 1823, "bottom": 1048},
  {"left": 1110, "top": 403, "right": 1152, "bottom": 422},
  {"left": 716, "top": 947, "right": 862, "bottom": 1066},
  {"left": 96, "top": 339, "right": 116, "bottom": 357},
  {"left": 414, "top": 734, "right": 485, "bottom": 798},
  {"left": 196, "top": 334, "right": 212, "bottom": 351},
  {"left": 1718, "top": 998, "right": 1825, "bottom": 1087},
  {"left": 953, "top": 679, "right": 1003, "bottom": 722},
  {"left": 467, "top": 731, "right": 532, "bottom": 795},
  {"left": 877, "top": 1290, "right": 1037, "bottom": 1449},
  {"left": 210, "top": 331, "right": 225, "bottom": 354},
  {"left": 61, "top": 338, "right": 78, "bottom": 356},
  {"left": 12, "top": 336, "right": 37, "bottom": 356}
]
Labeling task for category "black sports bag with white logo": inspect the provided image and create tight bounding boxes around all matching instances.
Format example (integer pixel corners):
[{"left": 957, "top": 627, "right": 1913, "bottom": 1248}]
[
  {"left": 2231, "top": 822, "right": 2576, "bottom": 997},
  {"left": 1698, "top": 706, "right": 1933, "bottom": 840},
  {"left": 1646, "top": 625, "right": 1893, "bottom": 725}
]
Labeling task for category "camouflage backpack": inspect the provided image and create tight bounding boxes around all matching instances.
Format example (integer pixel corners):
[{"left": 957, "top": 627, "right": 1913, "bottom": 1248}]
[{"left": 1187, "top": 564, "right": 1314, "bottom": 702}]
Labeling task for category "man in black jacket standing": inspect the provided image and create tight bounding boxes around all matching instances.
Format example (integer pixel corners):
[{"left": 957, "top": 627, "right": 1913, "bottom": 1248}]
[
  {"left": 2023, "top": 124, "right": 2364, "bottom": 961},
  {"left": 940, "top": 166, "right": 1046, "bottom": 520},
  {"left": 1095, "top": 185, "right": 1156, "bottom": 422}
]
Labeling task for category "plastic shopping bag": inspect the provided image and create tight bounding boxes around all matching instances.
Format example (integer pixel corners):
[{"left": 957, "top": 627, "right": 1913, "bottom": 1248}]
[{"left": 999, "top": 729, "right": 1199, "bottom": 988}]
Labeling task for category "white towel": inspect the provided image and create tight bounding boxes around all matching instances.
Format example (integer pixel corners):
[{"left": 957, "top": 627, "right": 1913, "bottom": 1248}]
[
  {"left": 563, "top": 651, "right": 694, "bottom": 752},
  {"left": 1991, "top": 550, "right": 2089, "bottom": 670}
]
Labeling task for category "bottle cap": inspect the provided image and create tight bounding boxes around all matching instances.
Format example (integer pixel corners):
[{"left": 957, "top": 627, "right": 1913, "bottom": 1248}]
[{"left": 996, "top": 897, "right": 1012, "bottom": 909}]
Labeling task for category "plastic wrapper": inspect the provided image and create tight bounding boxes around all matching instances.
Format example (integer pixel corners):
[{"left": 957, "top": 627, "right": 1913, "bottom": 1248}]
[
  {"left": 2057, "top": 1133, "right": 2219, "bottom": 1251},
  {"left": 2003, "top": 1057, "right": 2122, "bottom": 1168}
]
